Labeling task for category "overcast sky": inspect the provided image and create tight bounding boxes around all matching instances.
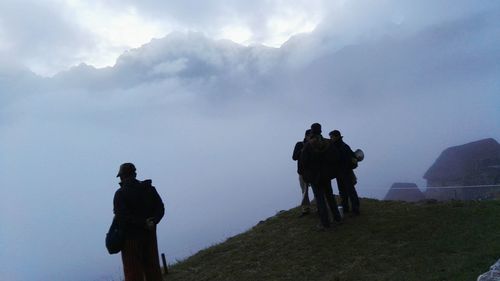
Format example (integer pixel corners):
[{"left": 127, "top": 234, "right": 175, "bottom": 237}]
[{"left": 1, "top": 1, "right": 500, "bottom": 280}]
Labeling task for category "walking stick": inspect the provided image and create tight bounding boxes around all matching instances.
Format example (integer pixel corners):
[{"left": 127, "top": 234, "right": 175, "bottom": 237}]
[{"left": 161, "top": 253, "right": 169, "bottom": 275}]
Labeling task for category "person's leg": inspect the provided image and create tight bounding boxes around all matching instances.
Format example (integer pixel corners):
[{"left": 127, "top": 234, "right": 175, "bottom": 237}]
[
  {"left": 311, "top": 183, "right": 330, "bottom": 228},
  {"left": 325, "top": 181, "right": 342, "bottom": 222},
  {"left": 351, "top": 170, "right": 358, "bottom": 186},
  {"left": 336, "top": 177, "right": 350, "bottom": 212},
  {"left": 349, "top": 184, "right": 360, "bottom": 215},
  {"left": 143, "top": 230, "right": 163, "bottom": 281},
  {"left": 299, "top": 175, "right": 311, "bottom": 214},
  {"left": 350, "top": 171, "right": 360, "bottom": 215},
  {"left": 351, "top": 187, "right": 360, "bottom": 215},
  {"left": 121, "top": 239, "right": 145, "bottom": 281}
]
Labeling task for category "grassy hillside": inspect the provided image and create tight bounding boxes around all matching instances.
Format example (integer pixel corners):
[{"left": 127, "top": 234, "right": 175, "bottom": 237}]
[{"left": 165, "top": 199, "right": 500, "bottom": 281}]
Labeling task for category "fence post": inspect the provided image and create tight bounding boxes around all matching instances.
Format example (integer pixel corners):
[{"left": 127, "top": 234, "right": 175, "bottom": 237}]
[{"left": 161, "top": 253, "right": 169, "bottom": 275}]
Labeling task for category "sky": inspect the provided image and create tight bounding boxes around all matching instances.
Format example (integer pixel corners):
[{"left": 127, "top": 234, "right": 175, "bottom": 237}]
[{"left": 1, "top": 0, "right": 500, "bottom": 280}]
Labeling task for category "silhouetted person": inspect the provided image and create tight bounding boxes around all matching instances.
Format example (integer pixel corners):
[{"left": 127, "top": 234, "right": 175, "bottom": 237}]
[
  {"left": 330, "top": 130, "right": 360, "bottom": 215},
  {"left": 113, "top": 163, "right": 165, "bottom": 281},
  {"left": 301, "top": 123, "right": 342, "bottom": 230},
  {"left": 292, "top": 129, "right": 312, "bottom": 215}
]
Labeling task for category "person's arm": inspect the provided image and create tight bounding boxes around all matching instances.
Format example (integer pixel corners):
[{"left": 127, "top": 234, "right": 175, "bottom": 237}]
[
  {"left": 345, "top": 144, "right": 358, "bottom": 169},
  {"left": 142, "top": 180, "right": 165, "bottom": 225},
  {"left": 113, "top": 189, "right": 126, "bottom": 217},
  {"left": 292, "top": 142, "right": 303, "bottom": 161},
  {"left": 150, "top": 186, "right": 165, "bottom": 225},
  {"left": 346, "top": 144, "right": 355, "bottom": 157},
  {"left": 113, "top": 190, "right": 128, "bottom": 228},
  {"left": 300, "top": 143, "right": 311, "bottom": 170}
]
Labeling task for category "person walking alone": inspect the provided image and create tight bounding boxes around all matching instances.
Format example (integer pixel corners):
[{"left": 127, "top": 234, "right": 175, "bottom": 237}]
[{"left": 113, "top": 163, "right": 165, "bottom": 281}]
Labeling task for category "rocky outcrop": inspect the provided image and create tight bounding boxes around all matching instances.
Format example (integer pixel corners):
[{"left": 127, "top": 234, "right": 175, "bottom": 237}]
[{"left": 477, "top": 259, "right": 500, "bottom": 281}]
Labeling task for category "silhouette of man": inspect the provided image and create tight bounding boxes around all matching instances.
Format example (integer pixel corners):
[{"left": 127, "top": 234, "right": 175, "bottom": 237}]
[
  {"left": 301, "top": 123, "right": 342, "bottom": 230},
  {"left": 114, "top": 163, "right": 165, "bottom": 281},
  {"left": 292, "top": 129, "right": 312, "bottom": 215},
  {"left": 330, "top": 130, "right": 360, "bottom": 215}
]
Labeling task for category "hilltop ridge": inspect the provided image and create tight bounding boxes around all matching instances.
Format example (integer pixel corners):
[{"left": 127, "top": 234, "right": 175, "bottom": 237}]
[{"left": 166, "top": 199, "right": 500, "bottom": 281}]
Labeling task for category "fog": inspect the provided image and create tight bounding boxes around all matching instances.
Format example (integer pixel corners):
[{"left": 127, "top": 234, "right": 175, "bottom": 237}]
[{"left": 1, "top": 1, "right": 500, "bottom": 280}]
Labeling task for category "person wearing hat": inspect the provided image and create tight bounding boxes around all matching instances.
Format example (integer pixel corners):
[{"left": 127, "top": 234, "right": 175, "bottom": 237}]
[
  {"left": 330, "top": 130, "right": 360, "bottom": 215},
  {"left": 301, "top": 123, "right": 342, "bottom": 230},
  {"left": 113, "top": 163, "right": 165, "bottom": 281},
  {"left": 292, "top": 129, "right": 313, "bottom": 216}
]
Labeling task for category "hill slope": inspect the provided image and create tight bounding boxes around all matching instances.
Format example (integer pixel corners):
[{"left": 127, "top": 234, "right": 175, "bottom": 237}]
[{"left": 166, "top": 199, "right": 500, "bottom": 281}]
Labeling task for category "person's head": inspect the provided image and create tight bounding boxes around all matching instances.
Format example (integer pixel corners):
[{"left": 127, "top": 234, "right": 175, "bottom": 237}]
[
  {"left": 304, "top": 129, "right": 312, "bottom": 142},
  {"left": 116, "top": 162, "right": 136, "bottom": 180},
  {"left": 310, "top": 123, "right": 322, "bottom": 136},
  {"left": 329, "top": 130, "right": 342, "bottom": 142}
]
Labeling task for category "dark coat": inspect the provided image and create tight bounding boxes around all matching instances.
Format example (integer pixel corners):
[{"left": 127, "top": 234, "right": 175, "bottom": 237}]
[
  {"left": 334, "top": 139, "right": 356, "bottom": 174},
  {"left": 113, "top": 178, "right": 165, "bottom": 239},
  {"left": 292, "top": 141, "right": 305, "bottom": 174},
  {"left": 301, "top": 136, "right": 340, "bottom": 184}
]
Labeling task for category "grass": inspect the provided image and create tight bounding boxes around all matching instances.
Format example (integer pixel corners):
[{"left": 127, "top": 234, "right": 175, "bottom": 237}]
[{"left": 164, "top": 199, "right": 500, "bottom": 281}]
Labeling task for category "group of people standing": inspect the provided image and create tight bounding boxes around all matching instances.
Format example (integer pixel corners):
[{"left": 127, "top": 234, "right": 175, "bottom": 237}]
[{"left": 292, "top": 123, "right": 361, "bottom": 230}]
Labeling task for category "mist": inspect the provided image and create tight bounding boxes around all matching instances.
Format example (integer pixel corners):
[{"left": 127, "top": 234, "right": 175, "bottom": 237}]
[{"left": 1, "top": 2, "right": 500, "bottom": 280}]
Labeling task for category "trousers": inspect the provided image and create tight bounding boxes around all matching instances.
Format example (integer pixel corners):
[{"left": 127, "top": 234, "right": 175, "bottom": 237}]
[
  {"left": 336, "top": 171, "right": 360, "bottom": 213},
  {"left": 121, "top": 229, "right": 163, "bottom": 281},
  {"left": 311, "top": 180, "right": 341, "bottom": 227},
  {"left": 298, "top": 174, "right": 311, "bottom": 212}
]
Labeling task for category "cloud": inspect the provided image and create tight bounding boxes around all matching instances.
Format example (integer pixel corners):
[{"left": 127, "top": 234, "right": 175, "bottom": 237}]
[
  {"left": 2, "top": 0, "right": 497, "bottom": 76},
  {"left": 1, "top": 1, "right": 500, "bottom": 280},
  {"left": 105, "top": 0, "right": 325, "bottom": 44},
  {"left": 0, "top": 0, "right": 325, "bottom": 75},
  {"left": 47, "top": 32, "right": 281, "bottom": 98},
  {"left": 0, "top": 0, "right": 97, "bottom": 76}
]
